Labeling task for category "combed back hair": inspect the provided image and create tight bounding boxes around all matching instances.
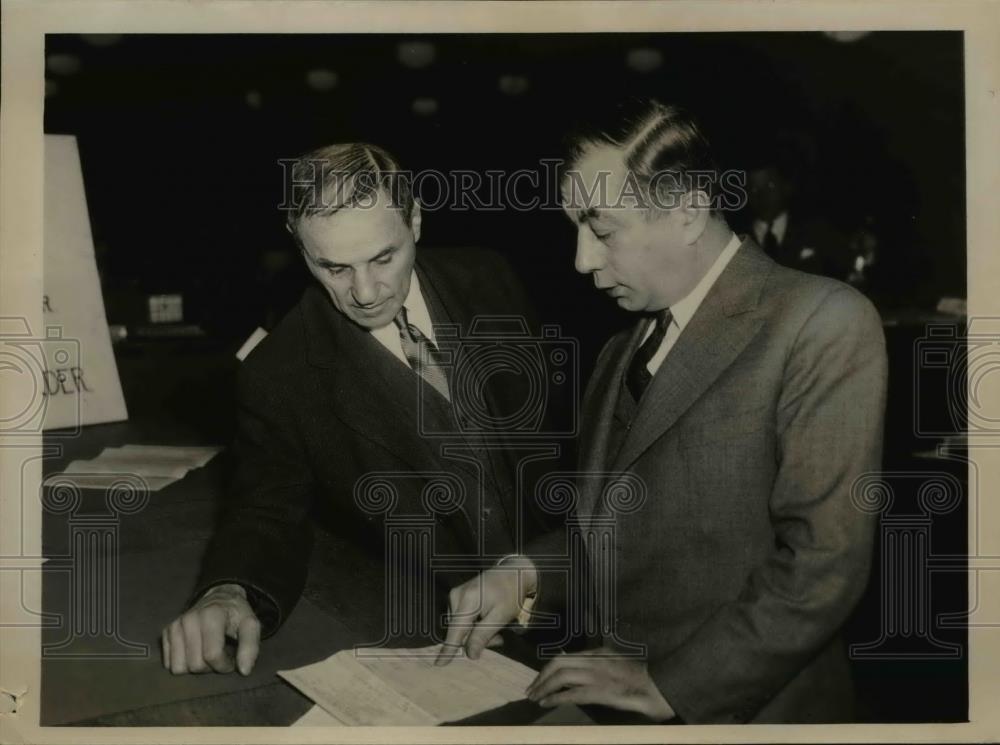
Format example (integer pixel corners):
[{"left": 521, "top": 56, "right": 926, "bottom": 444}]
[
  {"left": 283, "top": 142, "right": 413, "bottom": 237},
  {"left": 566, "top": 99, "right": 720, "bottom": 210}
]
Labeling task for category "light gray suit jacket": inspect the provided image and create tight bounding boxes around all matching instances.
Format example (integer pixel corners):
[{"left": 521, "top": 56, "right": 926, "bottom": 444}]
[{"left": 577, "top": 237, "right": 888, "bottom": 723}]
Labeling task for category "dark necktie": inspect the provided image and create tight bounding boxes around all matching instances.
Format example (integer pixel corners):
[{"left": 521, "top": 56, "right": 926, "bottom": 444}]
[
  {"left": 626, "top": 310, "right": 672, "bottom": 402},
  {"left": 762, "top": 220, "right": 780, "bottom": 257},
  {"left": 393, "top": 307, "right": 451, "bottom": 401}
]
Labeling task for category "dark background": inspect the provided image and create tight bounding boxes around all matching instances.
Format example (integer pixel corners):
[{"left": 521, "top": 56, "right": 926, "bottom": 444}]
[
  {"left": 44, "top": 32, "right": 965, "bottom": 353},
  {"left": 43, "top": 32, "right": 968, "bottom": 723}
]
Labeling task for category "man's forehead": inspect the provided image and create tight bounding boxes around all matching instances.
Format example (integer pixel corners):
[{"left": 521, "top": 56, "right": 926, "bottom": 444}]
[
  {"left": 561, "top": 144, "right": 631, "bottom": 214},
  {"left": 576, "top": 144, "right": 626, "bottom": 173},
  {"left": 298, "top": 200, "right": 409, "bottom": 261},
  {"left": 300, "top": 195, "right": 405, "bottom": 232}
]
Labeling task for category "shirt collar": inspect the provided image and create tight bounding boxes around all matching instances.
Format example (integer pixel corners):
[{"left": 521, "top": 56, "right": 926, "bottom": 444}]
[
  {"left": 668, "top": 232, "right": 742, "bottom": 333},
  {"left": 752, "top": 211, "right": 789, "bottom": 245},
  {"left": 403, "top": 269, "right": 435, "bottom": 338},
  {"left": 368, "top": 268, "right": 436, "bottom": 345}
]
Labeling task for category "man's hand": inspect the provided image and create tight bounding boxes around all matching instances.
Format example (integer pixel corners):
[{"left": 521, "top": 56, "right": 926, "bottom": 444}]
[
  {"left": 526, "top": 647, "right": 676, "bottom": 721},
  {"left": 435, "top": 556, "right": 537, "bottom": 666},
  {"left": 161, "top": 583, "right": 261, "bottom": 676}
]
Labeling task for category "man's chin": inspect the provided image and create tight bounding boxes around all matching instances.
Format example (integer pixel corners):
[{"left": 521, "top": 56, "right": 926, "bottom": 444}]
[
  {"left": 615, "top": 295, "right": 639, "bottom": 311},
  {"left": 351, "top": 314, "right": 392, "bottom": 330}
]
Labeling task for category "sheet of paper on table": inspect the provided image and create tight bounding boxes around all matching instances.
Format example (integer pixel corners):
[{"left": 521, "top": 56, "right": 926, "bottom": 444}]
[
  {"left": 53, "top": 444, "right": 222, "bottom": 492},
  {"left": 292, "top": 705, "right": 344, "bottom": 727},
  {"left": 280, "top": 644, "right": 537, "bottom": 726}
]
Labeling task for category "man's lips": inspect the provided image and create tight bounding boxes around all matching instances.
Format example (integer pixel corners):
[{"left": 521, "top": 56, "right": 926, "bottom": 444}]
[{"left": 354, "top": 299, "right": 389, "bottom": 313}]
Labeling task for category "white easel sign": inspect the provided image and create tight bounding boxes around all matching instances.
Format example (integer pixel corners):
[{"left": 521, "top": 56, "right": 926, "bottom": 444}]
[{"left": 41, "top": 135, "right": 128, "bottom": 431}]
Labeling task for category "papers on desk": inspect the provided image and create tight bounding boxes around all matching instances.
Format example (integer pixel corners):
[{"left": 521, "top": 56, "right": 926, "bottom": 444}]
[
  {"left": 51, "top": 444, "right": 221, "bottom": 492},
  {"left": 280, "top": 645, "right": 537, "bottom": 726},
  {"left": 292, "top": 704, "right": 345, "bottom": 727}
]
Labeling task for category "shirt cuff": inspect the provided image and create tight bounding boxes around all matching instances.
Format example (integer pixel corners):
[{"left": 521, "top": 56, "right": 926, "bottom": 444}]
[{"left": 495, "top": 554, "right": 537, "bottom": 627}]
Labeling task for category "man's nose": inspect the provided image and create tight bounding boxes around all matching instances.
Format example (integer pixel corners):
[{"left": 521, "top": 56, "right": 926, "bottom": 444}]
[
  {"left": 574, "top": 228, "right": 605, "bottom": 274},
  {"left": 350, "top": 269, "right": 379, "bottom": 306}
]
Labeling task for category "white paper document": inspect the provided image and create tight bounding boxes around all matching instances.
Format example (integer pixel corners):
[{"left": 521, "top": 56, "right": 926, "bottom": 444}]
[
  {"left": 55, "top": 444, "right": 221, "bottom": 491},
  {"left": 292, "top": 704, "right": 345, "bottom": 727},
  {"left": 280, "top": 645, "right": 537, "bottom": 726}
]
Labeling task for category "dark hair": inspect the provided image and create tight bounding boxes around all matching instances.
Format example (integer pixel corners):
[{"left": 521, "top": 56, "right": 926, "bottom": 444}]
[
  {"left": 565, "top": 99, "right": 720, "bottom": 210},
  {"left": 283, "top": 142, "right": 413, "bottom": 237}
]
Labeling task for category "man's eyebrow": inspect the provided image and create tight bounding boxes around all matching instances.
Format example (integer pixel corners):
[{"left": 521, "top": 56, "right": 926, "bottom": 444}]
[
  {"left": 310, "top": 246, "right": 396, "bottom": 269},
  {"left": 312, "top": 256, "right": 347, "bottom": 269},
  {"left": 561, "top": 206, "right": 600, "bottom": 225}
]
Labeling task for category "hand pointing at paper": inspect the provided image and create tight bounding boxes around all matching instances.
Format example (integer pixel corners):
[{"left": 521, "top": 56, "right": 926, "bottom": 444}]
[
  {"left": 435, "top": 556, "right": 538, "bottom": 666},
  {"left": 161, "top": 583, "right": 261, "bottom": 675}
]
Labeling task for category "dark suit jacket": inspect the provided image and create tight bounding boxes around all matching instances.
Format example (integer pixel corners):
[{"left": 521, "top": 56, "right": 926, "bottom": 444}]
[
  {"left": 195, "top": 247, "right": 563, "bottom": 635},
  {"left": 577, "top": 238, "right": 887, "bottom": 723},
  {"left": 758, "top": 212, "right": 852, "bottom": 280}
]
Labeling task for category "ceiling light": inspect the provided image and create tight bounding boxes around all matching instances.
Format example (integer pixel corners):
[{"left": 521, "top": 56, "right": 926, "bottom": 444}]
[
  {"left": 46, "top": 53, "right": 81, "bottom": 76},
  {"left": 306, "top": 68, "right": 338, "bottom": 91},
  {"left": 498, "top": 75, "right": 530, "bottom": 96},
  {"left": 412, "top": 97, "right": 439, "bottom": 116},
  {"left": 398, "top": 41, "right": 436, "bottom": 69},
  {"left": 626, "top": 47, "right": 663, "bottom": 73},
  {"left": 80, "top": 34, "right": 122, "bottom": 47},
  {"left": 823, "top": 31, "right": 872, "bottom": 43}
]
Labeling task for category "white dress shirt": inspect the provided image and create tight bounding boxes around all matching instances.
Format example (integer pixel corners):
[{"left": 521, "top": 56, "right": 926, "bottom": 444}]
[
  {"left": 752, "top": 211, "right": 788, "bottom": 247},
  {"left": 640, "top": 232, "right": 743, "bottom": 376},
  {"left": 369, "top": 270, "right": 437, "bottom": 366}
]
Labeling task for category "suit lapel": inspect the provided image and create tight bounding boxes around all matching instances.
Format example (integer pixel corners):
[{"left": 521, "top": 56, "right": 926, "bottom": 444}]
[
  {"left": 418, "top": 253, "right": 546, "bottom": 444},
  {"left": 417, "top": 253, "right": 523, "bottom": 485},
  {"left": 300, "top": 283, "right": 445, "bottom": 475},
  {"left": 577, "top": 322, "right": 645, "bottom": 518},
  {"left": 611, "top": 239, "right": 773, "bottom": 472}
]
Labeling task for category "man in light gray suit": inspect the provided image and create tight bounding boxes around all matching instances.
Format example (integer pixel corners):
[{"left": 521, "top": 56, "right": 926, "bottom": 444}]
[{"left": 445, "top": 101, "right": 888, "bottom": 724}]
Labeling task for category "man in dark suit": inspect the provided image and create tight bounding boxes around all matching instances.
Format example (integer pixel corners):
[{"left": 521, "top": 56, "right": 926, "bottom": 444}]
[
  {"left": 161, "top": 143, "right": 560, "bottom": 676},
  {"left": 742, "top": 148, "right": 851, "bottom": 280},
  {"left": 449, "top": 102, "right": 888, "bottom": 723}
]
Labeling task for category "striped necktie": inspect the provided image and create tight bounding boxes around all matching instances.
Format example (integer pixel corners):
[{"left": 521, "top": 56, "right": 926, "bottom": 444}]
[
  {"left": 393, "top": 307, "right": 451, "bottom": 402},
  {"left": 625, "top": 309, "right": 672, "bottom": 401}
]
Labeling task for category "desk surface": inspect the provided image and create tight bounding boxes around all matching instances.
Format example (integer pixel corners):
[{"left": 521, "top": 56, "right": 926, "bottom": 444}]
[{"left": 39, "top": 419, "right": 595, "bottom": 727}]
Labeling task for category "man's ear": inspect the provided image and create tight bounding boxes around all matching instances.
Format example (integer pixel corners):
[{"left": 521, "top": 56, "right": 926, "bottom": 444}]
[
  {"left": 679, "top": 189, "right": 711, "bottom": 242},
  {"left": 285, "top": 222, "right": 308, "bottom": 255},
  {"left": 285, "top": 221, "right": 303, "bottom": 252},
  {"left": 410, "top": 200, "right": 423, "bottom": 244}
]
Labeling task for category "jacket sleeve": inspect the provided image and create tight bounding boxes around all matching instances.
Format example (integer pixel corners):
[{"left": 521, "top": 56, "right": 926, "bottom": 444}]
[
  {"left": 191, "top": 361, "right": 317, "bottom": 638},
  {"left": 476, "top": 248, "right": 578, "bottom": 629},
  {"left": 519, "top": 331, "right": 626, "bottom": 636},
  {"left": 649, "top": 287, "right": 888, "bottom": 723}
]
